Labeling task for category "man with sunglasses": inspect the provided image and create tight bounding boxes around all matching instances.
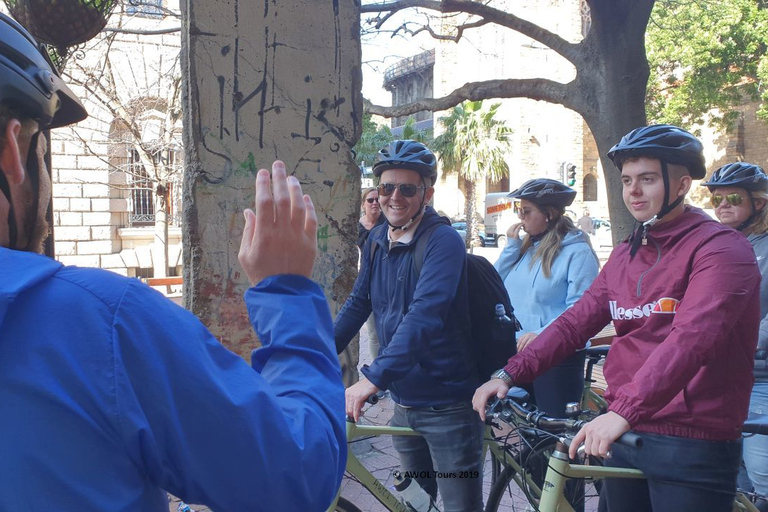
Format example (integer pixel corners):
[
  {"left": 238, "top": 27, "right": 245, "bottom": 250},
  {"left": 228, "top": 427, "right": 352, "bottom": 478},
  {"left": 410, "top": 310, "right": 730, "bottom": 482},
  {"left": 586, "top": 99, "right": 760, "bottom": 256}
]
[
  {"left": 335, "top": 140, "right": 484, "bottom": 511},
  {"left": 0, "top": 13, "right": 345, "bottom": 511},
  {"left": 474, "top": 125, "right": 760, "bottom": 512}
]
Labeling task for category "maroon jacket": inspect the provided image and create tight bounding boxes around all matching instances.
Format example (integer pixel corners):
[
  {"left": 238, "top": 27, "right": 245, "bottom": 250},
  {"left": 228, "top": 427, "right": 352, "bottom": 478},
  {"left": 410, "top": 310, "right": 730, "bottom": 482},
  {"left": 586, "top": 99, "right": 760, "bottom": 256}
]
[{"left": 505, "top": 206, "right": 760, "bottom": 440}]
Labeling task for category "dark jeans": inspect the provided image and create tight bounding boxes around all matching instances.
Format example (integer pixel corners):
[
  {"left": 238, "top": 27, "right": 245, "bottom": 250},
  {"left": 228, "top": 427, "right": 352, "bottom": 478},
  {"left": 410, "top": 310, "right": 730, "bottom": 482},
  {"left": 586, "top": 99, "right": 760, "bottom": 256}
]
[
  {"left": 602, "top": 432, "right": 741, "bottom": 512},
  {"left": 391, "top": 401, "right": 484, "bottom": 512},
  {"left": 531, "top": 349, "right": 586, "bottom": 417}
]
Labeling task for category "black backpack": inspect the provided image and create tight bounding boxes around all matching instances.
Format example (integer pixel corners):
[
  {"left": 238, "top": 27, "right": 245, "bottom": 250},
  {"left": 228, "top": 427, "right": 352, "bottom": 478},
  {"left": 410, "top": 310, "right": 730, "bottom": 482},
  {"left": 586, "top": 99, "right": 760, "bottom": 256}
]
[{"left": 370, "top": 223, "right": 519, "bottom": 377}]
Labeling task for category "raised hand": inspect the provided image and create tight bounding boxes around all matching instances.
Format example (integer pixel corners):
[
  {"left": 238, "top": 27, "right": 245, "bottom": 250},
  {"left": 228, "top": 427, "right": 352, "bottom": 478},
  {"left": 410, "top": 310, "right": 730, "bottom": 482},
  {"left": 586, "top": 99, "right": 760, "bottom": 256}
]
[{"left": 238, "top": 160, "right": 318, "bottom": 286}]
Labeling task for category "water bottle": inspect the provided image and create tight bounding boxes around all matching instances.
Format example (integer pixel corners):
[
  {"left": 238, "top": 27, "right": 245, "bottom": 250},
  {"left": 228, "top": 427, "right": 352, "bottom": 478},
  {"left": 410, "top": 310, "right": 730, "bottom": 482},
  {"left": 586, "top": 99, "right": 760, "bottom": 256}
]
[
  {"left": 392, "top": 470, "right": 436, "bottom": 511},
  {"left": 492, "top": 303, "right": 517, "bottom": 351},
  {"left": 177, "top": 502, "right": 193, "bottom": 512}
]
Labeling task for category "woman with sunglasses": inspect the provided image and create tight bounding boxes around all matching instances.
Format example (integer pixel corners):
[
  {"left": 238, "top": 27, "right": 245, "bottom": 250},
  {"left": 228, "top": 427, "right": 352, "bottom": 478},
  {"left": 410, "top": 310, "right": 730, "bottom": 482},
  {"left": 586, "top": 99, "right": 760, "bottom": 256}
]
[
  {"left": 357, "top": 187, "right": 386, "bottom": 368},
  {"left": 494, "top": 178, "right": 600, "bottom": 418},
  {"left": 704, "top": 162, "right": 768, "bottom": 511}
]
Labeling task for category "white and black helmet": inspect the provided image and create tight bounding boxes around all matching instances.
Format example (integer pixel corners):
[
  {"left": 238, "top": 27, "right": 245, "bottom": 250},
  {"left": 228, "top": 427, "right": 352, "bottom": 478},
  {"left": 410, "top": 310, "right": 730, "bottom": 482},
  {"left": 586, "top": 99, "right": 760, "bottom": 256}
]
[{"left": 508, "top": 178, "right": 577, "bottom": 208}]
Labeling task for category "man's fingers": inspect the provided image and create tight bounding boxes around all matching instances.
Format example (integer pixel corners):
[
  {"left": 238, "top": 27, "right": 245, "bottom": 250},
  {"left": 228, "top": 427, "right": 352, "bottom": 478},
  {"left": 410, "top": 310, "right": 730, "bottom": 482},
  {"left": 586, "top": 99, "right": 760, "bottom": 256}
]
[
  {"left": 303, "top": 195, "right": 318, "bottom": 241},
  {"left": 239, "top": 209, "right": 256, "bottom": 261},
  {"left": 254, "top": 168, "right": 273, "bottom": 231},
  {"left": 270, "top": 160, "right": 290, "bottom": 221},
  {"left": 287, "top": 176, "right": 305, "bottom": 230}
]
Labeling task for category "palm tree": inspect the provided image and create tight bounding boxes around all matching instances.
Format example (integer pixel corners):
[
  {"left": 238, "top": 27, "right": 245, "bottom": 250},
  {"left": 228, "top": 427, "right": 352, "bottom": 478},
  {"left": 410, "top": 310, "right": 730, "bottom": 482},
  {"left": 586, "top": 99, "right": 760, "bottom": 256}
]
[{"left": 433, "top": 100, "right": 512, "bottom": 249}]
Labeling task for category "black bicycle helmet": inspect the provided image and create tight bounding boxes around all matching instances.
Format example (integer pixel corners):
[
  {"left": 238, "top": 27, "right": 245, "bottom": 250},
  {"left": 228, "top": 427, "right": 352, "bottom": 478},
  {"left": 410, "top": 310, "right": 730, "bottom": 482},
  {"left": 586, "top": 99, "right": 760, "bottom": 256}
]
[
  {"left": 607, "top": 124, "right": 706, "bottom": 179},
  {"left": 0, "top": 12, "right": 87, "bottom": 129},
  {"left": 508, "top": 178, "right": 577, "bottom": 208},
  {"left": 372, "top": 140, "right": 438, "bottom": 185},
  {"left": 702, "top": 162, "right": 768, "bottom": 192}
]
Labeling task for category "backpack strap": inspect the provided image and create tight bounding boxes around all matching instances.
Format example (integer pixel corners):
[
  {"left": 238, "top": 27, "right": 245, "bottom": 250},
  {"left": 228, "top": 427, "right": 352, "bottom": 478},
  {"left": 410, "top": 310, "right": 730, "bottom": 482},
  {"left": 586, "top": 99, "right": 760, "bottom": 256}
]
[{"left": 412, "top": 224, "right": 439, "bottom": 277}]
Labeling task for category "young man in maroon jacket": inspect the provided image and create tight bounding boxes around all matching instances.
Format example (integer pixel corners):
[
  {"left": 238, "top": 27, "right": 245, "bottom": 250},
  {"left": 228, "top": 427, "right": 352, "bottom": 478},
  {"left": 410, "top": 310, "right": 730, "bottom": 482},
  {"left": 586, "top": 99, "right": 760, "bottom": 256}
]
[{"left": 474, "top": 125, "right": 760, "bottom": 512}]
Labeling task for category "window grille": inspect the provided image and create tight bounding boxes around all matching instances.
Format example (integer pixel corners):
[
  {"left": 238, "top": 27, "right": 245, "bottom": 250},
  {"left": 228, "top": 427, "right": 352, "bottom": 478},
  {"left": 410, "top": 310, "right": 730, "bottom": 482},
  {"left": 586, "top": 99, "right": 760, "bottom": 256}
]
[{"left": 126, "top": 0, "right": 163, "bottom": 17}]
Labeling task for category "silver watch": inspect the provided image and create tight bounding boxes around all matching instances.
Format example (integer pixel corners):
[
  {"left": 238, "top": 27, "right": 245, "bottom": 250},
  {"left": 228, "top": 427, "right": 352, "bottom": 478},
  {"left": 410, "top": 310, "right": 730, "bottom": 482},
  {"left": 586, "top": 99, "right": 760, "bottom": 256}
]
[{"left": 490, "top": 368, "right": 513, "bottom": 385}]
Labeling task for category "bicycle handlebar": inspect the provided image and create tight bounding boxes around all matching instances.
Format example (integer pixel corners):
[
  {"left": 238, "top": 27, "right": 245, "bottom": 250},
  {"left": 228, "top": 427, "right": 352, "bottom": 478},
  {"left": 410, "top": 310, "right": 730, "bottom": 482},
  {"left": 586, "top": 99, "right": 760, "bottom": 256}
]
[{"left": 488, "top": 390, "right": 643, "bottom": 449}]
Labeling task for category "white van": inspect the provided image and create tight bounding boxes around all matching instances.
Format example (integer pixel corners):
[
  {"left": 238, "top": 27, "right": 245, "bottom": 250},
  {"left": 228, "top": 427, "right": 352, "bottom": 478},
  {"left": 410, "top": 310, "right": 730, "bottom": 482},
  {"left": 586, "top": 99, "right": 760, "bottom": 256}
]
[{"left": 484, "top": 192, "right": 515, "bottom": 248}]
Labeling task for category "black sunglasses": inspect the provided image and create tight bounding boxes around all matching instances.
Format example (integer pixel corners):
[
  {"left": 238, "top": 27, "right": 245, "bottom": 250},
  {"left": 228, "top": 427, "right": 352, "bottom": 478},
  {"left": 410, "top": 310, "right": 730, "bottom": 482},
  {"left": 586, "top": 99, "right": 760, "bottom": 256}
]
[
  {"left": 377, "top": 183, "right": 426, "bottom": 198},
  {"left": 366, "top": 197, "right": 379, "bottom": 203},
  {"left": 711, "top": 193, "right": 744, "bottom": 207}
]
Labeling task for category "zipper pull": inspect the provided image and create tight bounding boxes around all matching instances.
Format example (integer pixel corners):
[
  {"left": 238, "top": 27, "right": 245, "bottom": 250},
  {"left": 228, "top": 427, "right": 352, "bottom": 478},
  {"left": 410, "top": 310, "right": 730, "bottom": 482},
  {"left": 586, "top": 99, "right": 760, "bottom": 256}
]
[{"left": 641, "top": 226, "right": 648, "bottom": 246}]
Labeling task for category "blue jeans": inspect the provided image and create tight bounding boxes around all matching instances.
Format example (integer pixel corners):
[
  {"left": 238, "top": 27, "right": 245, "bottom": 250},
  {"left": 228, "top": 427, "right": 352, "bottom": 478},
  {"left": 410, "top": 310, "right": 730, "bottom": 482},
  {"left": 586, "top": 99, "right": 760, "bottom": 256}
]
[
  {"left": 531, "top": 349, "right": 586, "bottom": 417},
  {"left": 601, "top": 432, "right": 741, "bottom": 512},
  {"left": 744, "top": 381, "right": 768, "bottom": 495},
  {"left": 391, "top": 401, "right": 484, "bottom": 512}
]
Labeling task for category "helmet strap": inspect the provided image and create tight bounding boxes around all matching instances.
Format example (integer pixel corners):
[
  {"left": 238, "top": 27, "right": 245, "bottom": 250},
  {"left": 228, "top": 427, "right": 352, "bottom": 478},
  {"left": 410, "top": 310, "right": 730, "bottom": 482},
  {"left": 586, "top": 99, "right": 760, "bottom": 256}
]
[
  {"left": 0, "top": 168, "right": 18, "bottom": 248},
  {"left": 736, "top": 194, "right": 759, "bottom": 232}
]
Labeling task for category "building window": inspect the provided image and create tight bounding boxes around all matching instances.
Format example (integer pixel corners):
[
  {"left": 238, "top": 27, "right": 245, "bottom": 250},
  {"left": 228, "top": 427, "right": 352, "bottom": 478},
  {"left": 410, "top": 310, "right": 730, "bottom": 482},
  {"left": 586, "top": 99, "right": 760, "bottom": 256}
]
[
  {"left": 126, "top": 0, "right": 163, "bottom": 17},
  {"left": 583, "top": 174, "right": 598, "bottom": 202},
  {"left": 129, "top": 150, "right": 155, "bottom": 225}
]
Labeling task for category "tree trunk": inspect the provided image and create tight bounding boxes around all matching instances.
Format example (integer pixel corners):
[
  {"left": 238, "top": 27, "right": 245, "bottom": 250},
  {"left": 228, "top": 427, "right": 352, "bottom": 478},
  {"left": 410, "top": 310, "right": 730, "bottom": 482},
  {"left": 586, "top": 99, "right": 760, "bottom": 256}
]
[
  {"left": 152, "top": 186, "right": 169, "bottom": 279},
  {"left": 464, "top": 178, "right": 477, "bottom": 252}
]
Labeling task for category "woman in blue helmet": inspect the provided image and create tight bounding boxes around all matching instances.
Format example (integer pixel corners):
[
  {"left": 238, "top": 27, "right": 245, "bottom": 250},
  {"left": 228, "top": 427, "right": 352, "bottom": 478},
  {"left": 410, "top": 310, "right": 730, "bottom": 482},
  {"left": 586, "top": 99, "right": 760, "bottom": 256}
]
[
  {"left": 494, "top": 178, "right": 599, "bottom": 417},
  {"left": 704, "top": 163, "right": 768, "bottom": 511}
]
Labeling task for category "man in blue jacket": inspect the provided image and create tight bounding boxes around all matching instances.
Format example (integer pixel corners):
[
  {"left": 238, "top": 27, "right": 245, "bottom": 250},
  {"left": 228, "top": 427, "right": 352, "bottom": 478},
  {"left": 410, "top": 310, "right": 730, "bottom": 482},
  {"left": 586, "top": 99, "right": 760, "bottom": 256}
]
[
  {"left": 335, "top": 140, "right": 484, "bottom": 512},
  {"left": 0, "top": 12, "right": 344, "bottom": 511}
]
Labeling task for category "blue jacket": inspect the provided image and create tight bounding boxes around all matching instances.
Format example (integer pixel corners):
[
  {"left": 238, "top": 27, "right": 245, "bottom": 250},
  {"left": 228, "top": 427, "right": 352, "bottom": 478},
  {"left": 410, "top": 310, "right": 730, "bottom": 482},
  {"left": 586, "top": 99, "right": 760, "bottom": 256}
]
[
  {"left": 495, "top": 230, "right": 599, "bottom": 335},
  {"left": 334, "top": 207, "right": 479, "bottom": 406},
  {"left": 0, "top": 248, "right": 345, "bottom": 511}
]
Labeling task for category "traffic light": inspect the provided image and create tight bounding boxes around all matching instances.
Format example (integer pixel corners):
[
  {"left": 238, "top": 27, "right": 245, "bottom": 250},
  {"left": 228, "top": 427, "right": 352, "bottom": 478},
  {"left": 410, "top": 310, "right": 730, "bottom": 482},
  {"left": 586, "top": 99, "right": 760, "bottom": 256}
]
[{"left": 566, "top": 164, "right": 577, "bottom": 186}]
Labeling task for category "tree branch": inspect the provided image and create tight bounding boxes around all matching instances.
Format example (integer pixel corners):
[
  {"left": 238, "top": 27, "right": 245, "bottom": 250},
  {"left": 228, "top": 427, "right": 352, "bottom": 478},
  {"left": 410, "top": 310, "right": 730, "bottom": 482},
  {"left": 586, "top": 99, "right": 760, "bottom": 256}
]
[
  {"left": 361, "top": 0, "right": 581, "bottom": 63},
  {"left": 364, "top": 77, "right": 575, "bottom": 117},
  {"left": 104, "top": 27, "right": 181, "bottom": 35}
]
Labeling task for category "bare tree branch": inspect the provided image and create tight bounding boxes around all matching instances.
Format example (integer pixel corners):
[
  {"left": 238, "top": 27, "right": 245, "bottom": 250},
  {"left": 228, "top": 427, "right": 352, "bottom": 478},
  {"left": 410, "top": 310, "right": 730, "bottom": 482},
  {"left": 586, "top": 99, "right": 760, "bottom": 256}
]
[
  {"left": 361, "top": 0, "right": 581, "bottom": 63},
  {"left": 364, "top": 77, "right": 575, "bottom": 117},
  {"left": 104, "top": 27, "right": 181, "bottom": 35}
]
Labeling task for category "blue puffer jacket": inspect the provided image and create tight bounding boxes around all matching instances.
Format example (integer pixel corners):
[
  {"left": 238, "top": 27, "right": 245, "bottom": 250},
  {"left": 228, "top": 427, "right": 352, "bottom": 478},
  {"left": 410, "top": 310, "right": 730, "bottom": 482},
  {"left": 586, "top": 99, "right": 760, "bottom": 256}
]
[{"left": 335, "top": 207, "right": 479, "bottom": 406}]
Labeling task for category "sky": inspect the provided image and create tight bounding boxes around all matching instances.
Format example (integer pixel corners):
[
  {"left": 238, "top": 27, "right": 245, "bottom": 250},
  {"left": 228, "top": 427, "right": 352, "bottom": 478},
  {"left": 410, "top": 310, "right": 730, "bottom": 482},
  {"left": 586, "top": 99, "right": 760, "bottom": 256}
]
[{"left": 359, "top": 7, "right": 436, "bottom": 106}]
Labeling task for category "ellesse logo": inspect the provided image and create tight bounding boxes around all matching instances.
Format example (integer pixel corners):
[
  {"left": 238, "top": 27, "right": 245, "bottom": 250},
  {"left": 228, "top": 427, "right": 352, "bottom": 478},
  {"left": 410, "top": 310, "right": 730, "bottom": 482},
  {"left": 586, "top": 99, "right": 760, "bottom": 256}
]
[{"left": 609, "top": 298, "right": 680, "bottom": 320}]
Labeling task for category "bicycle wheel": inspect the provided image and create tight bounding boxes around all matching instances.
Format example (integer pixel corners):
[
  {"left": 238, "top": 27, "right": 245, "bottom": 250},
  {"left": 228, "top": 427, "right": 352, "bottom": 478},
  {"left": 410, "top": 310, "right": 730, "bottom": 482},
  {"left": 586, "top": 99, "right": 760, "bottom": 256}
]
[
  {"left": 333, "top": 497, "right": 363, "bottom": 512},
  {"left": 485, "top": 464, "right": 539, "bottom": 512}
]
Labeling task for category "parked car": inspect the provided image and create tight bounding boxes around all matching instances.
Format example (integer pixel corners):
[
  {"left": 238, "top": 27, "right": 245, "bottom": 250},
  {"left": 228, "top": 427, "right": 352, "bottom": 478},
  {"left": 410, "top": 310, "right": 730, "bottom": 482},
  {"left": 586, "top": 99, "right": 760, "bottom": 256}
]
[
  {"left": 592, "top": 218, "right": 613, "bottom": 247},
  {"left": 451, "top": 221, "right": 487, "bottom": 247}
]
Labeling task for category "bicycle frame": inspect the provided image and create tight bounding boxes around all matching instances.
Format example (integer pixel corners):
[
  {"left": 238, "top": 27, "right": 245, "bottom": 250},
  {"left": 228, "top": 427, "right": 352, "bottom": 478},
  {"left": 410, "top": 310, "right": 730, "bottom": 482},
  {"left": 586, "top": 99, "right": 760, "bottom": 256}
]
[
  {"left": 328, "top": 418, "right": 544, "bottom": 511},
  {"left": 537, "top": 440, "right": 760, "bottom": 512}
]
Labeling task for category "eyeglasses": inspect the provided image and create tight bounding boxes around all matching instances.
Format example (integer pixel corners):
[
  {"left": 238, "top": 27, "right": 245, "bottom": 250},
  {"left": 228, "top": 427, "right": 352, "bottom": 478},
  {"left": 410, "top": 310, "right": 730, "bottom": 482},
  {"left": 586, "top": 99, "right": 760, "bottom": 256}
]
[
  {"left": 366, "top": 197, "right": 379, "bottom": 204},
  {"left": 711, "top": 193, "right": 744, "bottom": 207},
  {"left": 377, "top": 183, "right": 426, "bottom": 198}
]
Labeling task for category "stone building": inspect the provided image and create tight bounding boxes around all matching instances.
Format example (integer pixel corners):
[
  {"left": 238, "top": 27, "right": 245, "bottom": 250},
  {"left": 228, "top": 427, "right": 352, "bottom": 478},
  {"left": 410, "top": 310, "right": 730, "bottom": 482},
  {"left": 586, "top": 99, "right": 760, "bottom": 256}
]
[{"left": 36, "top": 1, "right": 183, "bottom": 285}]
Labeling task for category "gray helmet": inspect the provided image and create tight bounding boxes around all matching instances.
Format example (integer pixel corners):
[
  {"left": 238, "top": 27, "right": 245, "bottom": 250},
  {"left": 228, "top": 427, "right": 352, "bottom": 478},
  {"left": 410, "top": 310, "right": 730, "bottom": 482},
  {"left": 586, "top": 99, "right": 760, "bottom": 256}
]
[
  {"left": 702, "top": 162, "right": 768, "bottom": 192},
  {"left": 372, "top": 140, "right": 438, "bottom": 185},
  {"left": 607, "top": 124, "right": 706, "bottom": 179},
  {"left": 0, "top": 12, "right": 87, "bottom": 128},
  {"left": 508, "top": 178, "right": 576, "bottom": 208}
]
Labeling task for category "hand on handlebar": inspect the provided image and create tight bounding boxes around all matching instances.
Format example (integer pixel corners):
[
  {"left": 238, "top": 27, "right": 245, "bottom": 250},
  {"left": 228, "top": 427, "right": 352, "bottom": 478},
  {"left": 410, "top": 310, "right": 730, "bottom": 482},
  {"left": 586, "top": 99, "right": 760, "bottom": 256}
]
[
  {"left": 472, "top": 379, "right": 511, "bottom": 421},
  {"left": 569, "top": 411, "right": 631, "bottom": 460}
]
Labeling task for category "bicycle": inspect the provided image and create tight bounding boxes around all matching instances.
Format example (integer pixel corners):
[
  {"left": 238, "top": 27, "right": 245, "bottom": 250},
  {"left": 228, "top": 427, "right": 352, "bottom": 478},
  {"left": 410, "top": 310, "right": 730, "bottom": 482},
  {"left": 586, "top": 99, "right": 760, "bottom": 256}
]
[{"left": 485, "top": 389, "right": 768, "bottom": 512}]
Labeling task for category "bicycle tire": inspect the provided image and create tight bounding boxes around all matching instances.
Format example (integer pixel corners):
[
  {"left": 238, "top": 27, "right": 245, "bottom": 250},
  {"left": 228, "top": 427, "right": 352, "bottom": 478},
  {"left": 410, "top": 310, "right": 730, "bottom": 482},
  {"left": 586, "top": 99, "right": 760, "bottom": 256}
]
[
  {"left": 333, "top": 497, "right": 363, "bottom": 512},
  {"left": 485, "top": 464, "right": 538, "bottom": 512}
]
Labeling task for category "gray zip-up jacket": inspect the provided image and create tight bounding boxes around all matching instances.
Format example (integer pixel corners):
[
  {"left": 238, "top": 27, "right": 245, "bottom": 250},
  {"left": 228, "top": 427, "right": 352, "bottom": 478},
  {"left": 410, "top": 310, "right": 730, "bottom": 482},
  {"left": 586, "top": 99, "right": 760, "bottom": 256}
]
[{"left": 749, "top": 232, "right": 768, "bottom": 381}]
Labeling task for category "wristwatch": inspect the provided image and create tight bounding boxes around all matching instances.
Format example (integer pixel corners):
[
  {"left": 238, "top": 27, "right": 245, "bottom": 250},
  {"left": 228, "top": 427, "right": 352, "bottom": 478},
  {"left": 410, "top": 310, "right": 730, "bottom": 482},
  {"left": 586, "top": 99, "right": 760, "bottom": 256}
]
[{"left": 490, "top": 368, "right": 513, "bottom": 386}]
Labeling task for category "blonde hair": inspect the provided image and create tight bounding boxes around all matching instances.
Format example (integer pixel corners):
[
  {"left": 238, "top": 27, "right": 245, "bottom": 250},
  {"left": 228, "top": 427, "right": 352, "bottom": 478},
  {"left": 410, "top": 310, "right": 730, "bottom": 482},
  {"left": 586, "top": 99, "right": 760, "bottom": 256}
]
[
  {"left": 744, "top": 190, "right": 768, "bottom": 236},
  {"left": 518, "top": 204, "right": 596, "bottom": 278}
]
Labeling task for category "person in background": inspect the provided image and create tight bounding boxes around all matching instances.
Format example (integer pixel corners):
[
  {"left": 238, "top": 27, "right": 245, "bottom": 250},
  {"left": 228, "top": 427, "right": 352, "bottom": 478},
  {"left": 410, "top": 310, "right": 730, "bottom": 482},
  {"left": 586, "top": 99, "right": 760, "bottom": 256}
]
[
  {"left": 357, "top": 187, "right": 386, "bottom": 366},
  {"left": 0, "top": 12, "right": 344, "bottom": 511},
  {"left": 577, "top": 209, "right": 595, "bottom": 235},
  {"left": 704, "top": 162, "right": 768, "bottom": 512},
  {"left": 495, "top": 178, "right": 599, "bottom": 417}
]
